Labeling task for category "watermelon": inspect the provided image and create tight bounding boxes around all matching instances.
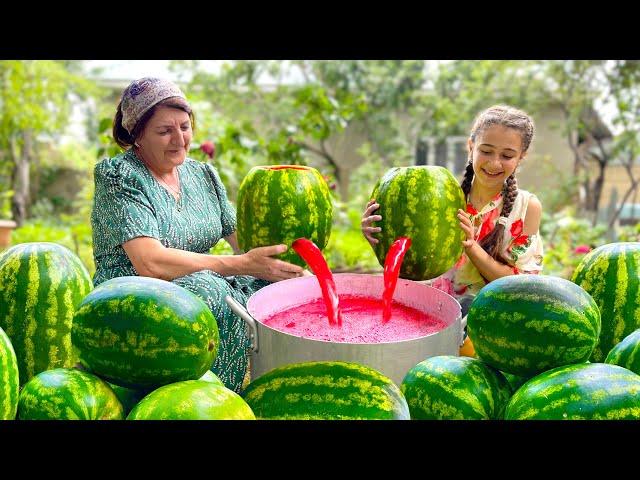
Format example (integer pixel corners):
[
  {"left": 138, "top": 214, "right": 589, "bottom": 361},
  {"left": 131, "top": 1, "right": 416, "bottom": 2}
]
[
  {"left": 571, "top": 242, "right": 640, "bottom": 362},
  {"left": 18, "top": 368, "right": 124, "bottom": 420},
  {"left": 108, "top": 369, "right": 224, "bottom": 415},
  {"left": 504, "top": 363, "right": 640, "bottom": 420},
  {"left": 200, "top": 370, "right": 224, "bottom": 386},
  {"left": 242, "top": 361, "right": 410, "bottom": 420},
  {"left": 127, "top": 380, "right": 255, "bottom": 420},
  {"left": 370, "top": 166, "right": 465, "bottom": 280},
  {"left": 0, "top": 326, "right": 19, "bottom": 419},
  {"left": 467, "top": 274, "right": 600, "bottom": 377},
  {"left": 71, "top": 276, "right": 219, "bottom": 389},
  {"left": 400, "top": 356, "right": 512, "bottom": 420},
  {"left": 501, "top": 371, "right": 529, "bottom": 394},
  {"left": 0, "top": 242, "right": 92, "bottom": 385},
  {"left": 605, "top": 329, "right": 640, "bottom": 375},
  {"left": 236, "top": 165, "right": 333, "bottom": 267}
]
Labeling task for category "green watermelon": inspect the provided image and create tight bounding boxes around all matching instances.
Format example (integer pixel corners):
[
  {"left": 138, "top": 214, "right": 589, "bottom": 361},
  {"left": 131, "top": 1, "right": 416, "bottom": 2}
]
[
  {"left": 401, "top": 356, "right": 512, "bottom": 420},
  {"left": 501, "top": 371, "right": 529, "bottom": 394},
  {"left": 71, "top": 276, "right": 219, "bottom": 389},
  {"left": 200, "top": 370, "right": 224, "bottom": 386},
  {"left": 0, "top": 326, "right": 19, "bottom": 419},
  {"left": 18, "top": 368, "right": 124, "bottom": 420},
  {"left": 0, "top": 242, "right": 92, "bottom": 385},
  {"left": 108, "top": 369, "right": 224, "bottom": 415},
  {"left": 127, "top": 380, "right": 255, "bottom": 420},
  {"left": 467, "top": 274, "right": 601, "bottom": 377},
  {"left": 236, "top": 165, "right": 333, "bottom": 267},
  {"left": 605, "top": 329, "right": 640, "bottom": 375},
  {"left": 571, "top": 242, "right": 640, "bottom": 362},
  {"left": 242, "top": 361, "right": 410, "bottom": 420},
  {"left": 504, "top": 363, "right": 640, "bottom": 420},
  {"left": 370, "top": 166, "right": 465, "bottom": 280}
]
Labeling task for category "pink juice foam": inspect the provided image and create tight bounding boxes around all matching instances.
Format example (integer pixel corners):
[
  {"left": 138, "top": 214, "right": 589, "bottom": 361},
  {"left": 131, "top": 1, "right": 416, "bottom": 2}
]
[{"left": 261, "top": 295, "right": 448, "bottom": 344}]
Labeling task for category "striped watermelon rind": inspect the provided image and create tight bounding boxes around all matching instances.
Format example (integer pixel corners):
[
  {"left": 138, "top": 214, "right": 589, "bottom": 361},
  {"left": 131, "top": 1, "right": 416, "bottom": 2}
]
[
  {"left": 571, "top": 242, "right": 640, "bottom": 362},
  {"left": 236, "top": 165, "right": 333, "bottom": 267},
  {"left": 127, "top": 380, "right": 255, "bottom": 420},
  {"left": 0, "top": 326, "right": 19, "bottom": 420},
  {"left": 71, "top": 276, "right": 219, "bottom": 389},
  {"left": 0, "top": 242, "right": 92, "bottom": 385},
  {"left": 604, "top": 329, "right": 640, "bottom": 375},
  {"left": 241, "top": 361, "right": 410, "bottom": 420},
  {"left": 371, "top": 166, "right": 466, "bottom": 280},
  {"left": 18, "top": 367, "right": 124, "bottom": 420},
  {"left": 504, "top": 362, "right": 640, "bottom": 420},
  {"left": 400, "top": 355, "right": 512, "bottom": 420},
  {"left": 467, "top": 274, "right": 601, "bottom": 377},
  {"left": 108, "top": 369, "right": 224, "bottom": 415}
]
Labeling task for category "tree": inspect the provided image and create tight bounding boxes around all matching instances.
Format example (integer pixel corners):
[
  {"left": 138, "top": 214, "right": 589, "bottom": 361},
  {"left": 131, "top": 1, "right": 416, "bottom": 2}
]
[
  {"left": 170, "top": 60, "right": 429, "bottom": 201},
  {"left": 603, "top": 60, "right": 640, "bottom": 228},
  {"left": 0, "top": 60, "right": 99, "bottom": 225},
  {"left": 541, "top": 61, "right": 612, "bottom": 224}
]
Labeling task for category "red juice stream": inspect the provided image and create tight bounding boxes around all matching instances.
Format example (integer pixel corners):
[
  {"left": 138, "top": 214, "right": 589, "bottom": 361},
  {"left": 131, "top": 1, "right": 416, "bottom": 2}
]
[
  {"left": 291, "top": 238, "right": 342, "bottom": 326},
  {"left": 382, "top": 237, "right": 412, "bottom": 323}
]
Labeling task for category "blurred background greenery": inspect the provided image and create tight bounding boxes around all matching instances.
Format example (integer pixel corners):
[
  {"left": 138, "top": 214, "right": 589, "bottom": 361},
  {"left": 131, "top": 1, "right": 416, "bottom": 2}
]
[{"left": 2, "top": 60, "right": 640, "bottom": 280}]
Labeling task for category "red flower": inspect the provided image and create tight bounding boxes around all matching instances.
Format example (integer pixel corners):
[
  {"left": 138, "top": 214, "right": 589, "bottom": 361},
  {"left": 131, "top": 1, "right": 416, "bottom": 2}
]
[
  {"left": 513, "top": 234, "right": 529, "bottom": 246},
  {"left": 200, "top": 141, "right": 215, "bottom": 159},
  {"left": 477, "top": 210, "right": 499, "bottom": 241},
  {"left": 466, "top": 204, "right": 478, "bottom": 216},
  {"left": 574, "top": 245, "right": 591, "bottom": 254},
  {"left": 510, "top": 219, "right": 523, "bottom": 238}
]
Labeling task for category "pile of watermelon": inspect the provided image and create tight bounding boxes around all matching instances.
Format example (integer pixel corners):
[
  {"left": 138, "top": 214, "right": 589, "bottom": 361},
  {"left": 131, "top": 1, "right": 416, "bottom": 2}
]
[
  {"left": 0, "top": 243, "right": 255, "bottom": 420},
  {"left": 3, "top": 161, "right": 640, "bottom": 420}
]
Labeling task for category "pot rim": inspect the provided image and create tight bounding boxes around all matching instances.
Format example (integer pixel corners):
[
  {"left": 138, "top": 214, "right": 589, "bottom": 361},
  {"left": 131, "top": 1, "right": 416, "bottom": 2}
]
[{"left": 245, "top": 273, "right": 462, "bottom": 346}]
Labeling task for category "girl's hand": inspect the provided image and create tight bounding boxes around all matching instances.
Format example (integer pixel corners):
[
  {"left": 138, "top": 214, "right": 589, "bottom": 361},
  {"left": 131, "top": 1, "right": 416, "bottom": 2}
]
[
  {"left": 361, "top": 199, "right": 382, "bottom": 246},
  {"left": 457, "top": 209, "right": 476, "bottom": 249}
]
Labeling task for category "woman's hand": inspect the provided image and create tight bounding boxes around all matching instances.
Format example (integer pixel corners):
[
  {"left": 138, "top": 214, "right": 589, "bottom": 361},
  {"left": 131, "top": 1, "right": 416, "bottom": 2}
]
[
  {"left": 457, "top": 209, "right": 477, "bottom": 249},
  {"left": 361, "top": 199, "right": 382, "bottom": 246},
  {"left": 241, "top": 244, "right": 304, "bottom": 282}
]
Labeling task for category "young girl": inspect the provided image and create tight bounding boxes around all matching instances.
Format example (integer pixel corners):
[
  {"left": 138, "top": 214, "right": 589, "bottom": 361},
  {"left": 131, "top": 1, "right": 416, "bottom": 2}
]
[{"left": 362, "top": 105, "right": 544, "bottom": 353}]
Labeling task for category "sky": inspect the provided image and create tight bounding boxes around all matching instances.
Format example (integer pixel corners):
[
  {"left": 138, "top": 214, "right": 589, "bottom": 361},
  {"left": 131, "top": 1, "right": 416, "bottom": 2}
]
[{"left": 84, "top": 60, "right": 221, "bottom": 81}]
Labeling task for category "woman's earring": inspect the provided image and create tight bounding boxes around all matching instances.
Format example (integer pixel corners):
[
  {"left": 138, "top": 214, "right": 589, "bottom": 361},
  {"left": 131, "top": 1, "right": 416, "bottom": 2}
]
[{"left": 134, "top": 142, "right": 140, "bottom": 148}]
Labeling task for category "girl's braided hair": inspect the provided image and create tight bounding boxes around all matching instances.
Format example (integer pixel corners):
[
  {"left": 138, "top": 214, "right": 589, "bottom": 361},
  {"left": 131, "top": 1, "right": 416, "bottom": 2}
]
[{"left": 460, "top": 105, "right": 535, "bottom": 263}]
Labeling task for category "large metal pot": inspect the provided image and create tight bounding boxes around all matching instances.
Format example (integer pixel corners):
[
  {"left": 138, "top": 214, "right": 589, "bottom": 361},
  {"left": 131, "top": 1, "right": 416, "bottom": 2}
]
[{"left": 225, "top": 273, "right": 463, "bottom": 386}]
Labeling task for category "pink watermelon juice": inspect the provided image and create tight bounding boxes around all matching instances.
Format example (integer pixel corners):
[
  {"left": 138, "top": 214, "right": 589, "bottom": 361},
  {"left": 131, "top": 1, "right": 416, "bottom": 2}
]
[{"left": 262, "top": 295, "right": 446, "bottom": 344}]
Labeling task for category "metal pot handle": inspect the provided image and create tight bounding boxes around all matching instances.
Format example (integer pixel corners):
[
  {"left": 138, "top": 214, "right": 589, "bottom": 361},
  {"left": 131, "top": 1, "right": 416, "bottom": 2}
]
[
  {"left": 460, "top": 314, "right": 468, "bottom": 347},
  {"left": 225, "top": 295, "right": 259, "bottom": 353}
]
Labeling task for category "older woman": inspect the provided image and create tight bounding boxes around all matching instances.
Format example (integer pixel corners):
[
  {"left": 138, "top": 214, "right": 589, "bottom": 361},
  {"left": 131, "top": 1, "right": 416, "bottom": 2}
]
[{"left": 91, "top": 77, "right": 304, "bottom": 392}]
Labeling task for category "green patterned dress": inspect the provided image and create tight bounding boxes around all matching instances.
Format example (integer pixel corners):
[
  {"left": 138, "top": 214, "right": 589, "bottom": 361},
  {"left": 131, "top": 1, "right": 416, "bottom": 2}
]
[{"left": 91, "top": 149, "right": 269, "bottom": 392}]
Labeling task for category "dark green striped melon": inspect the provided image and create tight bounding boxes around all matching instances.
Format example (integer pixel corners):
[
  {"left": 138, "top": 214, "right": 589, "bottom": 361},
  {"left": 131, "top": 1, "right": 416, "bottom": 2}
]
[
  {"left": 504, "top": 363, "right": 640, "bottom": 420},
  {"left": 108, "top": 369, "right": 224, "bottom": 415},
  {"left": 18, "top": 368, "right": 123, "bottom": 420},
  {"left": 401, "top": 356, "right": 512, "bottom": 420},
  {"left": 501, "top": 371, "right": 529, "bottom": 394},
  {"left": 236, "top": 165, "right": 333, "bottom": 267},
  {"left": 605, "top": 329, "right": 640, "bottom": 375},
  {"left": 370, "top": 166, "right": 465, "bottom": 280},
  {"left": 0, "top": 242, "right": 92, "bottom": 385},
  {"left": 127, "top": 380, "right": 255, "bottom": 420},
  {"left": 467, "top": 275, "right": 600, "bottom": 377},
  {"left": 71, "top": 276, "right": 219, "bottom": 389},
  {"left": 242, "top": 361, "right": 410, "bottom": 420},
  {"left": 0, "top": 326, "right": 19, "bottom": 419},
  {"left": 571, "top": 242, "right": 640, "bottom": 362}
]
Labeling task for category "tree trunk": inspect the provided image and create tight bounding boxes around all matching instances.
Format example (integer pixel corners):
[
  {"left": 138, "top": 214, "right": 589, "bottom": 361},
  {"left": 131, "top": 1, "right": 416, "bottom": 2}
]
[
  {"left": 590, "top": 159, "right": 607, "bottom": 226},
  {"left": 10, "top": 130, "right": 32, "bottom": 227},
  {"left": 337, "top": 166, "right": 350, "bottom": 201}
]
